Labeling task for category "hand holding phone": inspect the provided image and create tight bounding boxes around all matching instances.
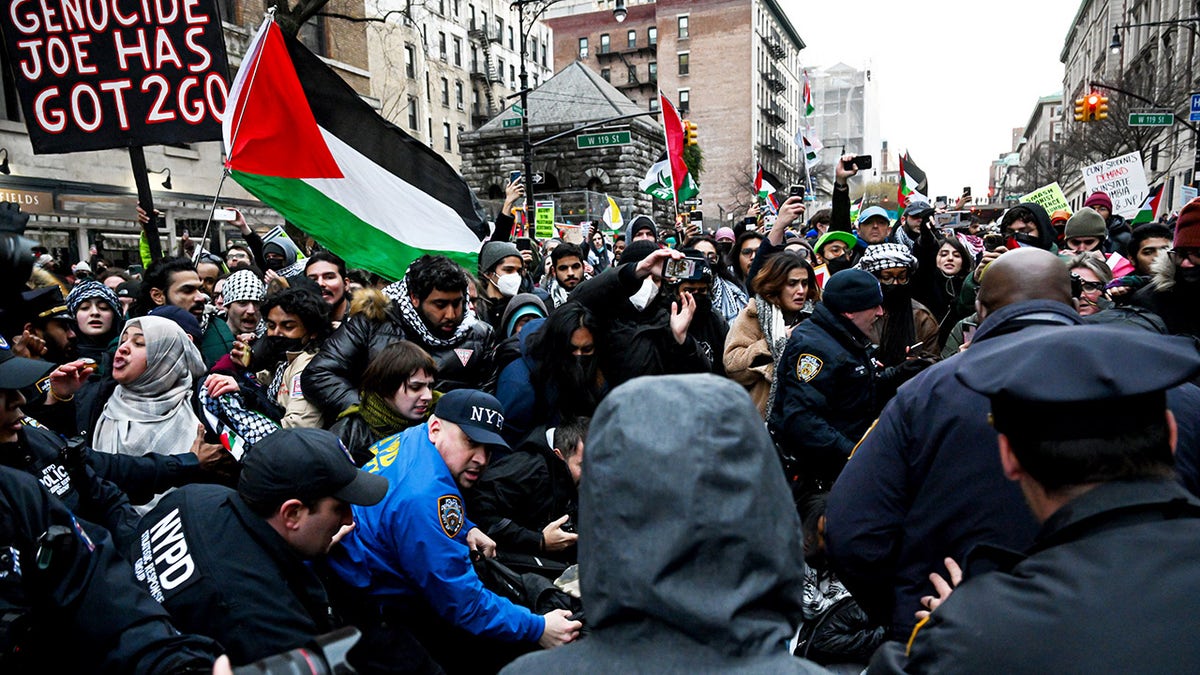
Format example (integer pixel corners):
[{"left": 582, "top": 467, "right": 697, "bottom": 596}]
[{"left": 842, "top": 155, "right": 873, "bottom": 171}]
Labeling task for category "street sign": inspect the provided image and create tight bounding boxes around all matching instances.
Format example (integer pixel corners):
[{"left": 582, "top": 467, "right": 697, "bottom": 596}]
[
  {"left": 576, "top": 131, "right": 632, "bottom": 149},
  {"left": 512, "top": 104, "right": 524, "bottom": 115},
  {"left": 502, "top": 118, "right": 522, "bottom": 128},
  {"left": 531, "top": 172, "right": 545, "bottom": 184},
  {"left": 1191, "top": 93, "right": 1200, "bottom": 122},
  {"left": 1128, "top": 111, "right": 1175, "bottom": 127}
]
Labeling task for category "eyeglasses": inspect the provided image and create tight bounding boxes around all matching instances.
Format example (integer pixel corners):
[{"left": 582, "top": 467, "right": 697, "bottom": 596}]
[
  {"left": 740, "top": 247, "right": 758, "bottom": 256},
  {"left": 877, "top": 272, "right": 910, "bottom": 285},
  {"left": 1169, "top": 248, "right": 1200, "bottom": 265}
]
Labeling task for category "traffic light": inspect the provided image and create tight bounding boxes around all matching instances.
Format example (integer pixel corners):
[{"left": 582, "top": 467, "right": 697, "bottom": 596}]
[
  {"left": 1074, "top": 96, "right": 1088, "bottom": 122},
  {"left": 1096, "top": 95, "right": 1110, "bottom": 120},
  {"left": 684, "top": 120, "right": 698, "bottom": 146}
]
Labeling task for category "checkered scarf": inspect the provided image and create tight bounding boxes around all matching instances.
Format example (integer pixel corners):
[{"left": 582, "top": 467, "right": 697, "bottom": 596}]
[
  {"left": 222, "top": 269, "right": 267, "bottom": 304},
  {"left": 66, "top": 280, "right": 121, "bottom": 315},
  {"left": 382, "top": 278, "right": 478, "bottom": 348},
  {"left": 856, "top": 243, "right": 917, "bottom": 274}
]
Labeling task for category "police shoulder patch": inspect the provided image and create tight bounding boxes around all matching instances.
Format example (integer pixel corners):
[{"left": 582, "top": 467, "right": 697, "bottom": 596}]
[
  {"left": 796, "top": 353, "right": 823, "bottom": 382},
  {"left": 437, "top": 495, "right": 464, "bottom": 538}
]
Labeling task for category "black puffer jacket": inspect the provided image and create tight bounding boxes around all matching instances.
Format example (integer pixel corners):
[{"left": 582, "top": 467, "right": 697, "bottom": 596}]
[{"left": 303, "top": 289, "right": 496, "bottom": 418}]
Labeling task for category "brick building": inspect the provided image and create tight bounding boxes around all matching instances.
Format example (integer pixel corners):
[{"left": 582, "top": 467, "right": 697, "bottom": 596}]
[{"left": 546, "top": 0, "right": 805, "bottom": 227}]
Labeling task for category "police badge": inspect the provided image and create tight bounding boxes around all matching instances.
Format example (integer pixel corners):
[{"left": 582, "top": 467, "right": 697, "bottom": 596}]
[
  {"left": 438, "top": 495, "right": 464, "bottom": 538},
  {"left": 796, "top": 353, "right": 823, "bottom": 382}
]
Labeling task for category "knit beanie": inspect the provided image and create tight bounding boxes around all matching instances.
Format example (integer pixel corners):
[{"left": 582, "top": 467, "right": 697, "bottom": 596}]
[
  {"left": 479, "top": 241, "right": 521, "bottom": 275},
  {"left": 1175, "top": 198, "right": 1200, "bottom": 248},
  {"left": 823, "top": 269, "right": 883, "bottom": 313},
  {"left": 1084, "top": 192, "right": 1113, "bottom": 212},
  {"left": 626, "top": 215, "right": 658, "bottom": 243},
  {"left": 1063, "top": 207, "right": 1108, "bottom": 241},
  {"left": 501, "top": 293, "right": 548, "bottom": 338}
]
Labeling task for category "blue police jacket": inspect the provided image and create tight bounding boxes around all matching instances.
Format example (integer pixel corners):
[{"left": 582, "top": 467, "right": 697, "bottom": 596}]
[{"left": 326, "top": 424, "right": 544, "bottom": 643}]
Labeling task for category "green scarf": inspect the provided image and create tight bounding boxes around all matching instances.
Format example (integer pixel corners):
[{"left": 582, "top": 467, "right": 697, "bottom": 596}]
[{"left": 341, "top": 390, "right": 440, "bottom": 439}]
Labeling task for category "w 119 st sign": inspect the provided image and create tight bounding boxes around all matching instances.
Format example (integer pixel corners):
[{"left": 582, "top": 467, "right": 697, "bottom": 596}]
[{"left": 1, "top": 0, "right": 231, "bottom": 154}]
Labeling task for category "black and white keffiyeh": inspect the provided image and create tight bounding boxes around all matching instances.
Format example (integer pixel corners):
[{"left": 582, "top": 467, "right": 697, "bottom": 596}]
[
  {"left": 856, "top": 243, "right": 917, "bottom": 274},
  {"left": 66, "top": 280, "right": 122, "bottom": 315},
  {"left": 383, "top": 278, "right": 478, "bottom": 347}
]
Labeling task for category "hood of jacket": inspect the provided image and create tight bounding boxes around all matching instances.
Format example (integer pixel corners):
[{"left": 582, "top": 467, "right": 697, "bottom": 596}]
[
  {"left": 1148, "top": 246, "right": 1179, "bottom": 292},
  {"left": 579, "top": 374, "right": 806, "bottom": 655}
]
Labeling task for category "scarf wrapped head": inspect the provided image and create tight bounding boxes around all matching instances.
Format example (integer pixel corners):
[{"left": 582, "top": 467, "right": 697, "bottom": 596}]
[{"left": 93, "top": 316, "right": 205, "bottom": 458}]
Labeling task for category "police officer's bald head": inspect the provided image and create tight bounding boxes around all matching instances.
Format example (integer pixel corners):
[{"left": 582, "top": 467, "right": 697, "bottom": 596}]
[{"left": 977, "top": 248, "right": 1073, "bottom": 317}]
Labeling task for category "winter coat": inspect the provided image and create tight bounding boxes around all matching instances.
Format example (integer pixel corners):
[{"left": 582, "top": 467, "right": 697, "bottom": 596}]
[
  {"left": 867, "top": 299, "right": 941, "bottom": 363},
  {"left": 303, "top": 288, "right": 496, "bottom": 418},
  {"left": 1130, "top": 253, "right": 1200, "bottom": 339},
  {"left": 723, "top": 301, "right": 775, "bottom": 416},
  {"left": 500, "top": 375, "right": 828, "bottom": 674}
]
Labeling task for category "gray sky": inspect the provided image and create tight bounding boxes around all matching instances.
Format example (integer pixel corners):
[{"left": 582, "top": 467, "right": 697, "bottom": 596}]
[{"left": 780, "top": 0, "right": 1082, "bottom": 197}]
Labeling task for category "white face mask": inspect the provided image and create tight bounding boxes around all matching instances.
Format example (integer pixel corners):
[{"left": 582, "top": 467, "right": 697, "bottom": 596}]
[
  {"left": 628, "top": 277, "right": 659, "bottom": 311},
  {"left": 493, "top": 272, "right": 521, "bottom": 297}
]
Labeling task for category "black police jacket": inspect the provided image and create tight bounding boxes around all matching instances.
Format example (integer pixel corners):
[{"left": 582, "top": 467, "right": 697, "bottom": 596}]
[
  {"left": 130, "top": 484, "right": 335, "bottom": 666},
  {"left": 768, "top": 303, "right": 880, "bottom": 486},
  {"left": 303, "top": 295, "right": 496, "bottom": 418},
  {"left": 872, "top": 480, "right": 1200, "bottom": 673},
  {"left": 0, "top": 465, "right": 221, "bottom": 673}
]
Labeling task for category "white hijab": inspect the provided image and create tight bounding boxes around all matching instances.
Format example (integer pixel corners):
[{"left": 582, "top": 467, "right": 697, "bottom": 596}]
[{"left": 93, "top": 316, "right": 205, "bottom": 458}]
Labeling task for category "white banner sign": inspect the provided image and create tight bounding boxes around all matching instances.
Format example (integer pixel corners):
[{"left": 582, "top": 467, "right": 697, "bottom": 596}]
[{"left": 1081, "top": 151, "right": 1148, "bottom": 219}]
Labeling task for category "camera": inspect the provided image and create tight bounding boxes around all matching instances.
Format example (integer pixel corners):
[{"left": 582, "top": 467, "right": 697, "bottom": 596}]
[
  {"left": 983, "top": 234, "right": 1006, "bottom": 252},
  {"left": 662, "top": 256, "right": 707, "bottom": 282},
  {"left": 234, "top": 627, "right": 361, "bottom": 675}
]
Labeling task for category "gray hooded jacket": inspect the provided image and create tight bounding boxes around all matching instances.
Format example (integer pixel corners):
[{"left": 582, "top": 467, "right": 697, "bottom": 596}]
[{"left": 502, "top": 374, "right": 828, "bottom": 674}]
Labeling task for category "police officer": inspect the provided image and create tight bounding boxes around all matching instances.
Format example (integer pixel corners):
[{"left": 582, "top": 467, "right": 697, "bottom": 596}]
[
  {"left": 0, "top": 344, "right": 222, "bottom": 673},
  {"left": 769, "top": 269, "right": 885, "bottom": 493},
  {"left": 129, "top": 428, "right": 388, "bottom": 667},
  {"left": 326, "top": 389, "right": 581, "bottom": 674},
  {"left": 873, "top": 325, "right": 1200, "bottom": 673}
]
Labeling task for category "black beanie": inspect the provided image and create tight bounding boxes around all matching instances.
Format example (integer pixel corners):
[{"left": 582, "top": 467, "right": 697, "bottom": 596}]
[
  {"left": 823, "top": 269, "right": 883, "bottom": 313},
  {"left": 619, "top": 239, "right": 660, "bottom": 265}
]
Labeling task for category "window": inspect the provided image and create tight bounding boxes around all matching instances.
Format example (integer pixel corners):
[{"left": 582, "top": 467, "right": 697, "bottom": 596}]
[
  {"left": 444, "top": 122, "right": 452, "bottom": 151},
  {"left": 453, "top": 0, "right": 459, "bottom": 16},
  {"left": 542, "top": 43, "right": 548, "bottom": 67},
  {"left": 627, "top": 64, "right": 637, "bottom": 84},
  {"left": 532, "top": 37, "right": 539, "bottom": 61},
  {"left": 407, "top": 97, "right": 418, "bottom": 130},
  {"left": 405, "top": 44, "right": 416, "bottom": 78},
  {"left": 496, "top": 17, "right": 503, "bottom": 40},
  {"left": 578, "top": 37, "right": 588, "bottom": 58},
  {"left": 627, "top": 30, "right": 637, "bottom": 49},
  {"left": 678, "top": 15, "right": 689, "bottom": 39},
  {"left": 679, "top": 89, "right": 690, "bottom": 114},
  {"left": 297, "top": 16, "right": 327, "bottom": 55},
  {"left": 455, "top": 81, "right": 464, "bottom": 109},
  {"left": 453, "top": 37, "right": 462, "bottom": 66},
  {"left": 471, "top": 46, "right": 478, "bottom": 71},
  {"left": 498, "top": 57, "right": 505, "bottom": 77},
  {"left": 601, "top": 67, "right": 611, "bottom": 82},
  {"left": 648, "top": 61, "right": 657, "bottom": 82},
  {"left": 427, "top": 118, "right": 433, "bottom": 145},
  {"left": 438, "top": 32, "right": 446, "bottom": 61},
  {"left": 649, "top": 97, "right": 660, "bottom": 112},
  {"left": 510, "top": 65, "right": 516, "bottom": 88},
  {"left": 508, "top": 26, "right": 514, "bottom": 50},
  {"left": 600, "top": 33, "right": 610, "bottom": 54},
  {"left": 480, "top": 10, "right": 487, "bottom": 32},
  {"left": 678, "top": 52, "right": 689, "bottom": 75},
  {"left": 441, "top": 78, "right": 449, "bottom": 106},
  {"left": 648, "top": 26, "right": 657, "bottom": 46}
]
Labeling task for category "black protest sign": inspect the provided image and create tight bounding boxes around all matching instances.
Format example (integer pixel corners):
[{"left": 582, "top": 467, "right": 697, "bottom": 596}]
[{"left": 1, "top": 0, "right": 230, "bottom": 154}]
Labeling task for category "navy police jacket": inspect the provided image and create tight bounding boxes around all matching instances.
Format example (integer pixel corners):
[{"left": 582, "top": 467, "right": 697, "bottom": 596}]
[{"left": 327, "top": 425, "right": 544, "bottom": 643}]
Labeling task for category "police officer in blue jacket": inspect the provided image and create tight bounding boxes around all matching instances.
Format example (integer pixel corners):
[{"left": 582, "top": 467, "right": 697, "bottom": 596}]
[{"left": 326, "top": 389, "right": 581, "bottom": 674}]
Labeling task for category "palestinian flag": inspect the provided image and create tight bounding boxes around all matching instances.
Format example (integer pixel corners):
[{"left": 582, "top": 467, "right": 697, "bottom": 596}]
[
  {"left": 755, "top": 164, "right": 782, "bottom": 213},
  {"left": 223, "top": 18, "right": 487, "bottom": 280},
  {"left": 849, "top": 195, "right": 865, "bottom": 223},
  {"left": 658, "top": 91, "right": 692, "bottom": 204},
  {"left": 898, "top": 153, "right": 928, "bottom": 207},
  {"left": 796, "top": 130, "right": 823, "bottom": 170},
  {"left": 1131, "top": 184, "right": 1163, "bottom": 225},
  {"left": 803, "top": 70, "right": 815, "bottom": 117},
  {"left": 640, "top": 158, "right": 698, "bottom": 202}
]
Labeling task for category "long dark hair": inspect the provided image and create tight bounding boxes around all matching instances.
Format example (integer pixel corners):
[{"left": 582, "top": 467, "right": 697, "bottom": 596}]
[
  {"left": 528, "top": 302, "right": 605, "bottom": 418},
  {"left": 685, "top": 233, "right": 739, "bottom": 284},
  {"left": 751, "top": 251, "right": 822, "bottom": 306},
  {"left": 731, "top": 230, "right": 764, "bottom": 288}
]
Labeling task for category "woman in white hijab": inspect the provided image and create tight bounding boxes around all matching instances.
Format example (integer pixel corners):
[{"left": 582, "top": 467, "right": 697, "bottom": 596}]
[{"left": 94, "top": 315, "right": 206, "bottom": 458}]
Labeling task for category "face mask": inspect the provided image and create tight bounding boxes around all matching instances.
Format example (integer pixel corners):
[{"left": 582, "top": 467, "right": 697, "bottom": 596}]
[
  {"left": 493, "top": 272, "right": 521, "bottom": 297},
  {"left": 826, "top": 256, "right": 854, "bottom": 275},
  {"left": 691, "top": 293, "right": 712, "bottom": 317},
  {"left": 628, "top": 277, "right": 659, "bottom": 311},
  {"left": 1007, "top": 233, "right": 1042, "bottom": 249},
  {"left": 1178, "top": 266, "right": 1200, "bottom": 286},
  {"left": 717, "top": 241, "right": 733, "bottom": 256},
  {"left": 250, "top": 335, "right": 305, "bottom": 370}
]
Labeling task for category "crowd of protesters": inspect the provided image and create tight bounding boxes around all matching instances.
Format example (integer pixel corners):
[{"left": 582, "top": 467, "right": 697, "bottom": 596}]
[{"left": 2, "top": 151, "right": 1200, "bottom": 674}]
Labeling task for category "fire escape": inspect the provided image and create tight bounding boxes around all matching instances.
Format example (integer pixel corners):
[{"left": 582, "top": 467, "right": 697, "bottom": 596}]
[{"left": 469, "top": 22, "right": 504, "bottom": 128}]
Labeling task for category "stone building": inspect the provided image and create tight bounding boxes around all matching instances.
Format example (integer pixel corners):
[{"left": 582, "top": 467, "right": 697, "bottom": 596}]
[
  {"left": 0, "top": 0, "right": 370, "bottom": 266},
  {"left": 459, "top": 62, "right": 665, "bottom": 230}
]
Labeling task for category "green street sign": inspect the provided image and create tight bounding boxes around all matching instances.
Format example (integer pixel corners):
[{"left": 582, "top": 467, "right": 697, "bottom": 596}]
[
  {"left": 502, "top": 118, "right": 522, "bottom": 128},
  {"left": 512, "top": 104, "right": 524, "bottom": 115},
  {"left": 576, "top": 131, "right": 632, "bottom": 149},
  {"left": 1128, "top": 112, "right": 1174, "bottom": 127}
]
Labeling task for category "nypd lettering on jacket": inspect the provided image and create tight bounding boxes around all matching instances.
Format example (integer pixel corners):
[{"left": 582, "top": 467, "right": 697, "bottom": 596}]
[
  {"left": 39, "top": 463, "right": 71, "bottom": 497},
  {"left": 133, "top": 507, "right": 197, "bottom": 602}
]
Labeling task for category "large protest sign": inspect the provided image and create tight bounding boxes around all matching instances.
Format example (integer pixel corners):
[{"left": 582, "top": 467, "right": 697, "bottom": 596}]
[
  {"left": 1081, "top": 151, "right": 1149, "bottom": 219},
  {"left": 1, "top": 0, "right": 230, "bottom": 154},
  {"left": 1021, "top": 182, "right": 1070, "bottom": 214}
]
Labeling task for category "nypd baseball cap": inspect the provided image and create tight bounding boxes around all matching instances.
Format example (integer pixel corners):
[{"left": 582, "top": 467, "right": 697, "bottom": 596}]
[
  {"left": 0, "top": 334, "right": 54, "bottom": 390},
  {"left": 434, "top": 389, "right": 510, "bottom": 452},
  {"left": 239, "top": 428, "right": 389, "bottom": 506}
]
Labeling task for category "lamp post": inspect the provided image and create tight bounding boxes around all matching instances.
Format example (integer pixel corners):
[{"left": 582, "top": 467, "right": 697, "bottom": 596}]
[
  {"left": 511, "top": 0, "right": 626, "bottom": 219},
  {"left": 1110, "top": 17, "right": 1200, "bottom": 54}
]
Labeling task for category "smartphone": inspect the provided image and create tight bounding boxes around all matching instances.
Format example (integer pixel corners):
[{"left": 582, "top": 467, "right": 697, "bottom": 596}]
[
  {"left": 788, "top": 185, "right": 806, "bottom": 200},
  {"left": 662, "top": 256, "right": 706, "bottom": 282},
  {"left": 690, "top": 211, "right": 704, "bottom": 222},
  {"left": 212, "top": 208, "right": 238, "bottom": 222},
  {"left": 933, "top": 211, "right": 967, "bottom": 228},
  {"left": 983, "top": 234, "right": 1005, "bottom": 252},
  {"left": 514, "top": 237, "right": 533, "bottom": 252},
  {"left": 843, "top": 155, "right": 873, "bottom": 171},
  {"left": 743, "top": 215, "right": 757, "bottom": 227},
  {"left": 508, "top": 170, "right": 522, "bottom": 184},
  {"left": 962, "top": 186, "right": 972, "bottom": 198},
  {"left": 934, "top": 196, "right": 948, "bottom": 209}
]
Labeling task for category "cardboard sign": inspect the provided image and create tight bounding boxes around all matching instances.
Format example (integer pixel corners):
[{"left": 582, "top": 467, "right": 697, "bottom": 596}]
[
  {"left": 1, "top": 0, "right": 231, "bottom": 154},
  {"left": 1021, "top": 182, "right": 1070, "bottom": 215},
  {"left": 1181, "top": 185, "right": 1198, "bottom": 209},
  {"left": 534, "top": 201, "right": 554, "bottom": 240},
  {"left": 1081, "top": 152, "right": 1148, "bottom": 219}
]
